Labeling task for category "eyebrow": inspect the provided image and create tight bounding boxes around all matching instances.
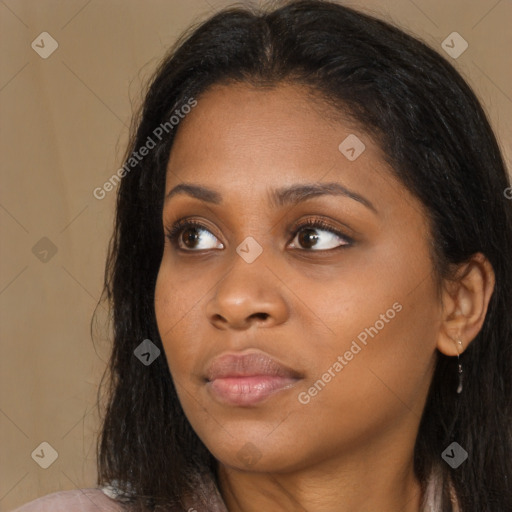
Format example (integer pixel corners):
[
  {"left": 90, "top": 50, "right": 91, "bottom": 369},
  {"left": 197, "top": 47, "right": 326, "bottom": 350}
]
[{"left": 164, "top": 182, "right": 377, "bottom": 214}]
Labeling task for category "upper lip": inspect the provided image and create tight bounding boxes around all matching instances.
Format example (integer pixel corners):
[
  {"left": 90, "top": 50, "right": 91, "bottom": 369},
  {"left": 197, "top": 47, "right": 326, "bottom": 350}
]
[{"left": 205, "top": 351, "right": 302, "bottom": 381}]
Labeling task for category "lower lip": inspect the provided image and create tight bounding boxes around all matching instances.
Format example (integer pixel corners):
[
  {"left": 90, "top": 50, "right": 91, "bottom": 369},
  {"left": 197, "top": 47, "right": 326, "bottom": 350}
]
[{"left": 206, "top": 376, "right": 299, "bottom": 406}]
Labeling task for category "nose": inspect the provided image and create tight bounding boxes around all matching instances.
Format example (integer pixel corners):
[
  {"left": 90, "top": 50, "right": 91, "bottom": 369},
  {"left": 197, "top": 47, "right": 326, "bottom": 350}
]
[{"left": 205, "top": 254, "right": 289, "bottom": 330}]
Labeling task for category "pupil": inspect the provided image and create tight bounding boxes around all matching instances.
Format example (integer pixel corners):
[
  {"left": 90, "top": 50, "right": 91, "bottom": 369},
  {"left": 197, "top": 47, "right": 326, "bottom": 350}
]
[
  {"left": 183, "top": 228, "right": 200, "bottom": 247},
  {"left": 299, "top": 228, "right": 318, "bottom": 248}
]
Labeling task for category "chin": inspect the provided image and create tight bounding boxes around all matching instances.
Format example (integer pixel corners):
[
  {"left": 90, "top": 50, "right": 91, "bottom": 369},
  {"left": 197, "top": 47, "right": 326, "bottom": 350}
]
[{"left": 203, "top": 430, "right": 307, "bottom": 473}]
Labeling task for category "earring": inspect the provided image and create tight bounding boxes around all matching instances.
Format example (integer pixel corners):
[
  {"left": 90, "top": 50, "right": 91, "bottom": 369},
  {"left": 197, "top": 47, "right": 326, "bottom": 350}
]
[{"left": 456, "top": 339, "right": 463, "bottom": 394}]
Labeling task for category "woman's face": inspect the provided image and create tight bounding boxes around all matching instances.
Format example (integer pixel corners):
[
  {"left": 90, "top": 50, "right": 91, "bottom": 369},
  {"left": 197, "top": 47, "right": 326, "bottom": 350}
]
[{"left": 154, "top": 83, "right": 442, "bottom": 473}]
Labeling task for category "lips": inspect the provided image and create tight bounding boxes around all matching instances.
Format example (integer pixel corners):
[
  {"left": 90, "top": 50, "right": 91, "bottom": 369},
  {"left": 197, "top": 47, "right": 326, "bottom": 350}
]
[{"left": 205, "top": 352, "right": 302, "bottom": 406}]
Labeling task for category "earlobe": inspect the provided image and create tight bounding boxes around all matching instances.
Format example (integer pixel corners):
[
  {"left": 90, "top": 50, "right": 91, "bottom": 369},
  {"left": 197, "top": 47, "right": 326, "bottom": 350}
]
[{"left": 436, "top": 252, "right": 495, "bottom": 357}]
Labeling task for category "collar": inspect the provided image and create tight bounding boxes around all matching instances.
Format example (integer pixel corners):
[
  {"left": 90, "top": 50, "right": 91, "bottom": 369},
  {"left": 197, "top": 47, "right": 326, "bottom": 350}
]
[{"left": 102, "top": 465, "right": 459, "bottom": 511}]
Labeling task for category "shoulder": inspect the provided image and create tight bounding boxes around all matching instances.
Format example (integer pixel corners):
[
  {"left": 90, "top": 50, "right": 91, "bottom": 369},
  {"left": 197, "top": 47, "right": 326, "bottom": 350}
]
[{"left": 10, "top": 488, "right": 125, "bottom": 512}]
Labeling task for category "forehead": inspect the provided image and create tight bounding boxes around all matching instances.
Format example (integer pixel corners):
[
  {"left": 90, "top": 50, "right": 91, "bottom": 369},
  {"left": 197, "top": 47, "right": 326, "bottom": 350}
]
[
  {"left": 164, "top": 82, "right": 419, "bottom": 225},
  {"left": 172, "top": 83, "right": 357, "bottom": 155}
]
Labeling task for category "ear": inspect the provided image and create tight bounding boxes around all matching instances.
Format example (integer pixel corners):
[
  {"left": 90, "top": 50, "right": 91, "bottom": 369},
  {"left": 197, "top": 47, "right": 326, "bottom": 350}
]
[{"left": 436, "top": 252, "right": 495, "bottom": 356}]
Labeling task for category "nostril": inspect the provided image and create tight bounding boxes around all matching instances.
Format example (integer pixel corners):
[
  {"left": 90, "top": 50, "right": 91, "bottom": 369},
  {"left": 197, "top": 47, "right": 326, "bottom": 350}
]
[{"left": 251, "top": 312, "right": 269, "bottom": 321}]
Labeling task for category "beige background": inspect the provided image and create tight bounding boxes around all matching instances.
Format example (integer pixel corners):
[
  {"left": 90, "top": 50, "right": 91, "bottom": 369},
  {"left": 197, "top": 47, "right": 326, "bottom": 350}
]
[{"left": 1, "top": 0, "right": 510, "bottom": 509}]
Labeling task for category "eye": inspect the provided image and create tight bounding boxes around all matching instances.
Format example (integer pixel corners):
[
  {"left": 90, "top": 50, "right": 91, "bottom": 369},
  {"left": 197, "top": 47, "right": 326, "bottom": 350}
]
[
  {"left": 288, "top": 218, "right": 353, "bottom": 251},
  {"left": 165, "top": 219, "right": 224, "bottom": 251},
  {"left": 165, "top": 217, "right": 353, "bottom": 252}
]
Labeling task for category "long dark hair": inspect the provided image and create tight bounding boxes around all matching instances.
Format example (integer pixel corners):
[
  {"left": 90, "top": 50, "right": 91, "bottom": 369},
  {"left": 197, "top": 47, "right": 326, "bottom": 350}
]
[{"left": 95, "top": 1, "right": 512, "bottom": 510}]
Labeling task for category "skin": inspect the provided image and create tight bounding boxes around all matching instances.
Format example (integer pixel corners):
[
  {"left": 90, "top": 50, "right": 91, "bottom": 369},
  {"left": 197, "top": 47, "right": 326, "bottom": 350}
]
[{"left": 154, "top": 83, "right": 495, "bottom": 512}]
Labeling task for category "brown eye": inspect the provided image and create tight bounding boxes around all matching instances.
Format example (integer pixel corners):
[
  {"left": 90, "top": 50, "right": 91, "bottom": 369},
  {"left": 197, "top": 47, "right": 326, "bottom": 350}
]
[
  {"left": 166, "top": 220, "right": 224, "bottom": 251},
  {"left": 298, "top": 228, "right": 320, "bottom": 249},
  {"left": 181, "top": 227, "right": 201, "bottom": 249},
  {"left": 288, "top": 220, "right": 353, "bottom": 251}
]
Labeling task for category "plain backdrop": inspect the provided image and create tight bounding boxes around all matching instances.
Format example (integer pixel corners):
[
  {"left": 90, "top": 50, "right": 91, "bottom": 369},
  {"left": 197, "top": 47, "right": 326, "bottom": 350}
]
[{"left": 1, "top": 0, "right": 511, "bottom": 509}]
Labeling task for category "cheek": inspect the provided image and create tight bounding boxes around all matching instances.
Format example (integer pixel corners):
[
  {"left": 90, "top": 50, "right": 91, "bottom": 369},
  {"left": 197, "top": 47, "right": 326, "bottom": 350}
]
[
  {"left": 290, "top": 299, "right": 438, "bottom": 465},
  {"left": 301, "top": 265, "right": 440, "bottom": 432},
  {"left": 299, "top": 233, "right": 440, "bottom": 406},
  {"left": 154, "top": 259, "right": 204, "bottom": 375}
]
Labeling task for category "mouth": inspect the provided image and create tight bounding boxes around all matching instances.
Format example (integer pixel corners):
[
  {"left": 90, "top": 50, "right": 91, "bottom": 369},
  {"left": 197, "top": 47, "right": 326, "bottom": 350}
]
[{"left": 204, "top": 351, "right": 302, "bottom": 407}]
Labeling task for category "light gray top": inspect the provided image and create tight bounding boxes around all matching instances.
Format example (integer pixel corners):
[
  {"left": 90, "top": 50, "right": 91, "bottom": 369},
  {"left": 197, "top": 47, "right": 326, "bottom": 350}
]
[{"left": 11, "top": 465, "right": 460, "bottom": 512}]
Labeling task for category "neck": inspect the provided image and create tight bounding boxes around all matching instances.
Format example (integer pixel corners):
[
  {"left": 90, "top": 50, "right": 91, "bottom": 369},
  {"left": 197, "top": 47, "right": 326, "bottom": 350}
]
[{"left": 217, "top": 439, "right": 423, "bottom": 512}]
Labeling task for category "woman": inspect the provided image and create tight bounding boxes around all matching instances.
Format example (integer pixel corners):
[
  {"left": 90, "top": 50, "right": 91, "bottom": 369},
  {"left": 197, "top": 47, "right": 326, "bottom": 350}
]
[{"left": 14, "top": 0, "right": 512, "bottom": 511}]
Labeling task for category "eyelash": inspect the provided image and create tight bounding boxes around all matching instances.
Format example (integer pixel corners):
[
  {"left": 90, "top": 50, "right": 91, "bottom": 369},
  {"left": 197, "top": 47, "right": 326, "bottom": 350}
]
[
  {"left": 287, "top": 218, "right": 354, "bottom": 249},
  {"left": 165, "top": 217, "right": 354, "bottom": 252}
]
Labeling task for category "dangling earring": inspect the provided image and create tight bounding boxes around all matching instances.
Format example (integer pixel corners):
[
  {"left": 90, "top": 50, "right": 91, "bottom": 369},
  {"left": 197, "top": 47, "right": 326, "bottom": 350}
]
[{"left": 456, "top": 339, "right": 463, "bottom": 394}]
